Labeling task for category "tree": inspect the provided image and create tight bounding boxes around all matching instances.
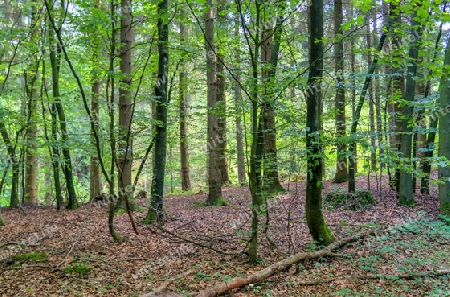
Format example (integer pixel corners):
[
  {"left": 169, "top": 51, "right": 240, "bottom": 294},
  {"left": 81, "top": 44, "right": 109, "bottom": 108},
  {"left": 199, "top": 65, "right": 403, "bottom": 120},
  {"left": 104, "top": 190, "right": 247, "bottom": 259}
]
[
  {"left": 398, "top": 6, "right": 422, "bottom": 206},
  {"left": 179, "top": 12, "right": 192, "bottom": 192},
  {"left": 47, "top": 0, "right": 78, "bottom": 210},
  {"left": 117, "top": 0, "right": 136, "bottom": 211},
  {"left": 333, "top": 0, "right": 348, "bottom": 183},
  {"left": 438, "top": 35, "right": 450, "bottom": 215},
  {"left": 233, "top": 15, "right": 246, "bottom": 185},
  {"left": 305, "top": 0, "right": 334, "bottom": 245},
  {"left": 145, "top": 0, "right": 169, "bottom": 223},
  {"left": 90, "top": 0, "right": 102, "bottom": 201},
  {"left": 204, "top": 0, "right": 224, "bottom": 206},
  {"left": 216, "top": 0, "right": 230, "bottom": 186}
]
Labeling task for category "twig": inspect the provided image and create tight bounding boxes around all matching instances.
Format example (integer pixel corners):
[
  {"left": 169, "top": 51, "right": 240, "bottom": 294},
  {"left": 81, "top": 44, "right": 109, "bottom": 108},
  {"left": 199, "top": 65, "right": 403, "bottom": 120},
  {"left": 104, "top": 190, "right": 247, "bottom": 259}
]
[
  {"left": 54, "top": 242, "right": 76, "bottom": 270},
  {"left": 139, "top": 270, "right": 193, "bottom": 297}
]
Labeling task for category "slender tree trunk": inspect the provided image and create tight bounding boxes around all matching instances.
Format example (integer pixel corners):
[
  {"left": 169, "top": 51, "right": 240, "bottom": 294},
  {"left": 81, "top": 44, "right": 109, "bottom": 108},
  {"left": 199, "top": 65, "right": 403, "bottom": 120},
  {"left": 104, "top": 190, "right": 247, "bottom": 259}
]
[
  {"left": 117, "top": 0, "right": 136, "bottom": 211},
  {"left": 366, "top": 19, "right": 376, "bottom": 171},
  {"left": 398, "top": 12, "right": 421, "bottom": 206},
  {"left": 305, "top": 0, "right": 334, "bottom": 245},
  {"left": 90, "top": 0, "right": 102, "bottom": 201},
  {"left": 374, "top": 3, "right": 383, "bottom": 170},
  {"left": 348, "top": 7, "right": 390, "bottom": 193},
  {"left": 48, "top": 2, "right": 77, "bottom": 209},
  {"left": 145, "top": 0, "right": 169, "bottom": 223},
  {"left": 438, "top": 36, "right": 450, "bottom": 215},
  {"left": 204, "top": 0, "right": 224, "bottom": 206},
  {"left": 179, "top": 20, "right": 192, "bottom": 192},
  {"left": 333, "top": 0, "right": 348, "bottom": 183},
  {"left": 420, "top": 24, "right": 443, "bottom": 194},
  {"left": 24, "top": 0, "right": 40, "bottom": 206},
  {"left": 349, "top": 3, "right": 357, "bottom": 174},
  {"left": 234, "top": 18, "right": 246, "bottom": 185},
  {"left": 216, "top": 0, "right": 229, "bottom": 186}
]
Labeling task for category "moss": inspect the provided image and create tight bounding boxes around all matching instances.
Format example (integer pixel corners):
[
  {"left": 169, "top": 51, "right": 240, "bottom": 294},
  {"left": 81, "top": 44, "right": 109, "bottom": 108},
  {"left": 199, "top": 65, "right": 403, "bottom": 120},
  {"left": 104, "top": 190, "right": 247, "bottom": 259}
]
[
  {"left": 11, "top": 252, "right": 48, "bottom": 262},
  {"left": 325, "top": 190, "right": 376, "bottom": 210},
  {"left": 65, "top": 263, "right": 93, "bottom": 276},
  {"left": 440, "top": 202, "right": 450, "bottom": 216},
  {"left": 399, "top": 196, "right": 416, "bottom": 207}
]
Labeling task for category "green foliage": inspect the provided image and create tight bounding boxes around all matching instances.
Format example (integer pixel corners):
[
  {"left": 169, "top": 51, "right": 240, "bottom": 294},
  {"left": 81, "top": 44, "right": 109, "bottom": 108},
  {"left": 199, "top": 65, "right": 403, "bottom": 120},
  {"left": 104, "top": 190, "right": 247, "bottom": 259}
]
[
  {"left": 325, "top": 190, "right": 376, "bottom": 210},
  {"left": 11, "top": 252, "right": 48, "bottom": 263},
  {"left": 65, "top": 262, "right": 93, "bottom": 276}
]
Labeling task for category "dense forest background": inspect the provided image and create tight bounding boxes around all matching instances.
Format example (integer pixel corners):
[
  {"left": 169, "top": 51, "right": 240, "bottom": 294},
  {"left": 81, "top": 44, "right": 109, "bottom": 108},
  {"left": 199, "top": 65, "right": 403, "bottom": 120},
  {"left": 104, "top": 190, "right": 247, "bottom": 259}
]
[{"left": 1, "top": 0, "right": 450, "bottom": 296}]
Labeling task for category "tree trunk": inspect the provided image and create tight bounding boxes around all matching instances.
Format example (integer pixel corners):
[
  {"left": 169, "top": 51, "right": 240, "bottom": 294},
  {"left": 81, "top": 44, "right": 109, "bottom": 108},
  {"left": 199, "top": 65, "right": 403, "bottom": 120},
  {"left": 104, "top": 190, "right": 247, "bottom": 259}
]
[
  {"left": 366, "top": 19, "right": 376, "bottom": 171},
  {"left": 179, "top": 20, "right": 192, "bottom": 192},
  {"left": 398, "top": 12, "right": 421, "bottom": 206},
  {"left": 117, "top": 0, "right": 136, "bottom": 211},
  {"left": 305, "top": 0, "right": 334, "bottom": 245},
  {"left": 145, "top": 0, "right": 169, "bottom": 223},
  {"left": 216, "top": 0, "right": 229, "bottom": 186},
  {"left": 420, "top": 24, "right": 443, "bottom": 194},
  {"left": 48, "top": 2, "right": 77, "bottom": 210},
  {"left": 90, "top": 0, "right": 102, "bottom": 201},
  {"left": 438, "top": 36, "right": 450, "bottom": 215},
  {"left": 204, "top": 0, "right": 224, "bottom": 206},
  {"left": 24, "top": 0, "right": 40, "bottom": 206},
  {"left": 234, "top": 18, "right": 246, "bottom": 185},
  {"left": 333, "top": 0, "right": 348, "bottom": 183},
  {"left": 348, "top": 6, "right": 390, "bottom": 193}
]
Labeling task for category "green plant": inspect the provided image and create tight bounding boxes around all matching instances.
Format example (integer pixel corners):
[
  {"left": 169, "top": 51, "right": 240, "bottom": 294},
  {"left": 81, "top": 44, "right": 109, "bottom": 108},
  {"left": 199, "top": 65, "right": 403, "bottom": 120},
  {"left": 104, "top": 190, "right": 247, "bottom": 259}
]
[{"left": 65, "top": 262, "right": 93, "bottom": 276}]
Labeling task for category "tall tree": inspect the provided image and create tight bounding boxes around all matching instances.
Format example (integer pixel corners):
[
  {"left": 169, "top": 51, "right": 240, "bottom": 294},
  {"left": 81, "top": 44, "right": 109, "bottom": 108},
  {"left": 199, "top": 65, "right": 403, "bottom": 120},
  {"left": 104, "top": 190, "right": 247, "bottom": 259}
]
[
  {"left": 233, "top": 16, "right": 246, "bottom": 185},
  {"left": 179, "top": 12, "right": 192, "bottom": 192},
  {"left": 260, "top": 1, "right": 284, "bottom": 194},
  {"left": 216, "top": 0, "right": 230, "bottom": 186},
  {"left": 438, "top": 35, "right": 450, "bottom": 215},
  {"left": 117, "top": 0, "right": 136, "bottom": 211},
  {"left": 398, "top": 7, "right": 422, "bottom": 206},
  {"left": 204, "top": 0, "right": 224, "bottom": 206},
  {"left": 145, "top": 0, "right": 169, "bottom": 223},
  {"left": 305, "top": 0, "right": 334, "bottom": 245},
  {"left": 333, "top": 0, "right": 348, "bottom": 183},
  {"left": 47, "top": 0, "right": 78, "bottom": 210},
  {"left": 24, "top": 0, "right": 40, "bottom": 205},
  {"left": 90, "top": 0, "right": 102, "bottom": 201}
]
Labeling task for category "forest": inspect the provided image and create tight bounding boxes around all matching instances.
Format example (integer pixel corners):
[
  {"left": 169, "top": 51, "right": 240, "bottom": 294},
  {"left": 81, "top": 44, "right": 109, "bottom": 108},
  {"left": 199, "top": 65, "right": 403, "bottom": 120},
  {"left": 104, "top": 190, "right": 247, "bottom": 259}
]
[{"left": 1, "top": 0, "right": 450, "bottom": 296}]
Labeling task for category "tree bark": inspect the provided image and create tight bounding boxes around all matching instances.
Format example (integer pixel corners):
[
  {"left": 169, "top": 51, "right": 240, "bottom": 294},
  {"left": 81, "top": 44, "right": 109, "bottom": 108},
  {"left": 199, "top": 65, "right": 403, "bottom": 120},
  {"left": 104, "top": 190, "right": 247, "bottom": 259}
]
[
  {"left": 145, "top": 0, "right": 169, "bottom": 223},
  {"left": 179, "top": 19, "right": 192, "bottom": 192},
  {"left": 438, "top": 35, "right": 450, "bottom": 215},
  {"left": 117, "top": 0, "right": 136, "bottom": 211},
  {"left": 234, "top": 17, "right": 246, "bottom": 185},
  {"left": 398, "top": 11, "right": 421, "bottom": 206},
  {"left": 333, "top": 0, "right": 348, "bottom": 183},
  {"left": 305, "top": 0, "right": 334, "bottom": 245},
  {"left": 204, "top": 0, "right": 224, "bottom": 206},
  {"left": 90, "top": 0, "right": 102, "bottom": 201}
]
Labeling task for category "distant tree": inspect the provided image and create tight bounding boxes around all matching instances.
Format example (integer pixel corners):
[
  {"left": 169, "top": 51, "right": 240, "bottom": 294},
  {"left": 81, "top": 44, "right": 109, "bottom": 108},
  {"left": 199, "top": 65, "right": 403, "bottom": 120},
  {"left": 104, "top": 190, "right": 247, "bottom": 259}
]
[
  {"left": 333, "top": 0, "right": 348, "bottom": 183},
  {"left": 438, "top": 35, "right": 450, "bottom": 215},
  {"left": 179, "top": 11, "right": 192, "bottom": 192},
  {"left": 398, "top": 7, "right": 422, "bottom": 206},
  {"left": 204, "top": 0, "right": 225, "bottom": 206},
  {"left": 117, "top": 0, "right": 137, "bottom": 211}
]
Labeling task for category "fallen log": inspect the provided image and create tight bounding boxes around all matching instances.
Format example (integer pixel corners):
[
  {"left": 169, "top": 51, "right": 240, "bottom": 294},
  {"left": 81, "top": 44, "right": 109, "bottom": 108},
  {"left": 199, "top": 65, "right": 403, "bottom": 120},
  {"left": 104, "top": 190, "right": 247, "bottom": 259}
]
[{"left": 196, "top": 231, "right": 375, "bottom": 297}]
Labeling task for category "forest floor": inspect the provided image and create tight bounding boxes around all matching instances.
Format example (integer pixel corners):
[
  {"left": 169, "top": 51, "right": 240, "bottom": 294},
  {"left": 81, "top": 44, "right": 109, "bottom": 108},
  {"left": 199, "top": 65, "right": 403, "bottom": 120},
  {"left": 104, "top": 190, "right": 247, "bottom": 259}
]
[{"left": 1, "top": 174, "right": 449, "bottom": 297}]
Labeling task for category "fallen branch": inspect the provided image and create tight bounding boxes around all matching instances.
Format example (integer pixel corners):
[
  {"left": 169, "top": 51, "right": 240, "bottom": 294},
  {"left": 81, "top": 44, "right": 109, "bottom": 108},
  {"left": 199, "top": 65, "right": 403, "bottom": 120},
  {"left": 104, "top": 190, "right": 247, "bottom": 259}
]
[
  {"left": 297, "top": 270, "right": 450, "bottom": 285},
  {"left": 139, "top": 269, "right": 193, "bottom": 297},
  {"left": 196, "top": 231, "right": 375, "bottom": 297}
]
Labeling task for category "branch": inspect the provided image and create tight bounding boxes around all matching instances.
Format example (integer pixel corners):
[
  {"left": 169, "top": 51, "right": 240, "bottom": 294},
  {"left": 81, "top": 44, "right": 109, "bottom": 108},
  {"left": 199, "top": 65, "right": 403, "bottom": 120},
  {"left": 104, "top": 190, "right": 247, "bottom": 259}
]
[{"left": 196, "top": 231, "right": 375, "bottom": 297}]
